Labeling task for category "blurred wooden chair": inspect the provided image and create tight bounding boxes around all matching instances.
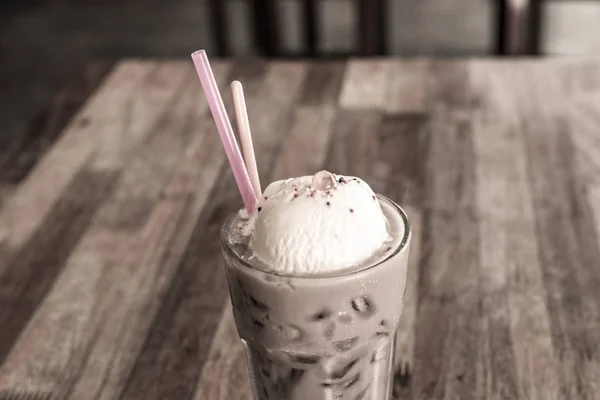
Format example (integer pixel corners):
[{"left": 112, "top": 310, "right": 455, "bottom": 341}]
[
  {"left": 208, "top": 0, "right": 386, "bottom": 57},
  {"left": 249, "top": 0, "right": 386, "bottom": 57},
  {"left": 498, "top": 0, "right": 541, "bottom": 55},
  {"left": 208, "top": 0, "right": 542, "bottom": 57}
]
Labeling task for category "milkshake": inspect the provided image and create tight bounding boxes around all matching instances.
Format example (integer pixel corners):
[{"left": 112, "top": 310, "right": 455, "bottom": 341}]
[{"left": 221, "top": 171, "right": 411, "bottom": 400}]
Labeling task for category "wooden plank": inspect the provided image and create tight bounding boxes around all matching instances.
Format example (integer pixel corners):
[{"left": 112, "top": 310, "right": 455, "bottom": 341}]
[
  {"left": 270, "top": 105, "right": 336, "bottom": 181},
  {"left": 323, "top": 107, "right": 428, "bottom": 400},
  {"left": 325, "top": 110, "right": 382, "bottom": 182},
  {"left": 0, "top": 61, "right": 113, "bottom": 193},
  {"left": 260, "top": 62, "right": 310, "bottom": 106},
  {"left": 0, "top": 390, "right": 52, "bottom": 400},
  {"left": 323, "top": 109, "right": 428, "bottom": 400},
  {"left": 478, "top": 60, "right": 600, "bottom": 399},
  {"left": 469, "top": 61, "right": 560, "bottom": 400},
  {"left": 120, "top": 62, "right": 308, "bottom": 400},
  {"left": 468, "top": 63, "right": 522, "bottom": 400},
  {"left": 63, "top": 68, "right": 232, "bottom": 400},
  {"left": 470, "top": 75, "right": 548, "bottom": 400},
  {"left": 588, "top": 181, "right": 600, "bottom": 397},
  {"left": 568, "top": 95, "right": 600, "bottom": 186},
  {"left": 299, "top": 62, "right": 345, "bottom": 106},
  {"left": 385, "top": 60, "right": 429, "bottom": 115},
  {"left": 0, "top": 61, "right": 156, "bottom": 254},
  {"left": 192, "top": 302, "right": 251, "bottom": 400},
  {"left": 392, "top": 206, "right": 421, "bottom": 400},
  {"left": 67, "top": 130, "right": 221, "bottom": 400},
  {"left": 377, "top": 114, "right": 427, "bottom": 400},
  {"left": 90, "top": 61, "right": 192, "bottom": 171},
  {"left": 0, "top": 60, "right": 202, "bottom": 377},
  {"left": 378, "top": 115, "right": 425, "bottom": 206},
  {"left": 192, "top": 62, "right": 340, "bottom": 400},
  {"left": 0, "top": 228, "right": 133, "bottom": 395},
  {"left": 230, "top": 61, "right": 268, "bottom": 97},
  {"left": 557, "top": 59, "right": 600, "bottom": 96},
  {"left": 590, "top": 185, "right": 600, "bottom": 249},
  {"left": 557, "top": 130, "right": 600, "bottom": 400},
  {"left": 326, "top": 111, "right": 427, "bottom": 400},
  {"left": 411, "top": 62, "right": 482, "bottom": 400},
  {"left": 557, "top": 89, "right": 600, "bottom": 398},
  {"left": 0, "top": 168, "right": 119, "bottom": 364},
  {"left": 0, "top": 62, "right": 231, "bottom": 398},
  {"left": 520, "top": 65, "right": 600, "bottom": 399},
  {"left": 339, "top": 60, "right": 391, "bottom": 110},
  {"left": 429, "top": 61, "right": 477, "bottom": 110},
  {"left": 324, "top": 109, "right": 428, "bottom": 400},
  {"left": 524, "top": 119, "right": 596, "bottom": 399},
  {"left": 93, "top": 66, "right": 200, "bottom": 230}
]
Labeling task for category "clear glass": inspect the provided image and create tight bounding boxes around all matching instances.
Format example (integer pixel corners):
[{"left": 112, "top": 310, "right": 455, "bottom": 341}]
[{"left": 220, "top": 195, "right": 411, "bottom": 400}]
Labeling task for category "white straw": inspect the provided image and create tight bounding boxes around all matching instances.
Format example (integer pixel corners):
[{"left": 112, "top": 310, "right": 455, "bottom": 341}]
[{"left": 231, "top": 81, "right": 262, "bottom": 198}]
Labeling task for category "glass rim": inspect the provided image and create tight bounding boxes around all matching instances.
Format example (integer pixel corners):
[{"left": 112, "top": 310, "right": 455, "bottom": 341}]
[{"left": 220, "top": 194, "right": 411, "bottom": 280}]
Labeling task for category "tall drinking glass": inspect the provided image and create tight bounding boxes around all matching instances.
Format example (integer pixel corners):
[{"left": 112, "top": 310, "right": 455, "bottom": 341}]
[{"left": 221, "top": 195, "right": 411, "bottom": 400}]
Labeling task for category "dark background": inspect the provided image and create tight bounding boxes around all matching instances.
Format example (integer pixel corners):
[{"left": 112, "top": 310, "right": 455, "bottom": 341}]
[{"left": 1, "top": 0, "right": 600, "bottom": 151}]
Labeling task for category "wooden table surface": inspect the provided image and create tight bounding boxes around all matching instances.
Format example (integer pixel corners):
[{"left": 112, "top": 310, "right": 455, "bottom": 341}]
[{"left": 0, "top": 58, "right": 599, "bottom": 400}]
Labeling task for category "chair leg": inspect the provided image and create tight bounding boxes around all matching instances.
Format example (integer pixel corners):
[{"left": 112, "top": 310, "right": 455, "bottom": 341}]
[
  {"left": 498, "top": 0, "right": 541, "bottom": 55},
  {"left": 303, "top": 0, "right": 319, "bottom": 56},
  {"left": 358, "top": 0, "right": 385, "bottom": 56},
  {"left": 251, "top": 0, "right": 280, "bottom": 57},
  {"left": 209, "top": 0, "right": 229, "bottom": 57}
]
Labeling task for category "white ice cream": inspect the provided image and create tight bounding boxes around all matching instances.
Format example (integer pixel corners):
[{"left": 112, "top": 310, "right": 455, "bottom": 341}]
[{"left": 242, "top": 171, "right": 390, "bottom": 276}]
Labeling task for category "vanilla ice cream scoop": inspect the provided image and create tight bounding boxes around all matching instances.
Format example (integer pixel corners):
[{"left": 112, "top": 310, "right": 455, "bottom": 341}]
[{"left": 242, "top": 171, "right": 390, "bottom": 276}]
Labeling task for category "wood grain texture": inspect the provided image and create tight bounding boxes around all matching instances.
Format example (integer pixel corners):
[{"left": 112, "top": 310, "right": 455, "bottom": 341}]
[
  {"left": 377, "top": 114, "right": 427, "bottom": 400},
  {"left": 89, "top": 62, "right": 193, "bottom": 171},
  {"left": 412, "top": 62, "right": 483, "bottom": 400},
  {"left": 0, "top": 62, "right": 230, "bottom": 397},
  {"left": 325, "top": 110, "right": 382, "bottom": 183},
  {"left": 385, "top": 60, "right": 429, "bottom": 115},
  {"left": 468, "top": 66, "right": 522, "bottom": 400},
  {"left": 93, "top": 65, "right": 198, "bottom": 230},
  {"left": 523, "top": 103, "right": 599, "bottom": 398},
  {"left": 589, "top": 184, "right": 600, "bottom": 262},
  {"left": 1, "top": 59, "right": 600, "bottom": 400},
  {"left": 193, "top": 301, "right": 252, "bottom": 400},
  {"left": 62, "top": 66, "right": 228, "bottom": 400},
  {"left": 0, "top": 168, "right": 119, "bottom": 364},
  {"left": 0, "top": 62, "right": 113, "bottom": 197},
  {"left": 393, "top": 206, "right": 421, "bottom": 399},
  {"left": 470, "top": 61, "right": 559, "bottom": 400},
  {"left": 0, "top": 61, "right": 156, "bottom": 254},
  {"left": 557, "top": 59, "right": 600, "bottom": 96},
  {"left": 339, "top": 60, "right": 391, "bottom": 110},
  {"left": 299, "top": 62, "right": 346, "bottom": 106},
  {"left": 0, "top": 391, "right": 51, "bottom": 400},
  {"left": 101, "top": 62, "right": 241, "bottom": 400},
  {"left": 567, "top": 95, "right": 600, "bottom": 219}
]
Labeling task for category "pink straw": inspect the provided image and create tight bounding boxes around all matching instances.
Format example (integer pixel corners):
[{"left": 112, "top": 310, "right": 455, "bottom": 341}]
[
  {"left": 191, "top": 50, "right": 257, "bottom": 213},
  {"left": 231, "top": 81, "right": 262, "bottom": 198}
]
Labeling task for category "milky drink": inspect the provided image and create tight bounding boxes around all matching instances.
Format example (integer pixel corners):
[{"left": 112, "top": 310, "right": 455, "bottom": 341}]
[{"left": 221, "top": 171, "right": 411, "bottom": 400}]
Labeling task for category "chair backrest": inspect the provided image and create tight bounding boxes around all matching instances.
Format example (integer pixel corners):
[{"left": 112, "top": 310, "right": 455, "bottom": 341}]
[
  {"left": 497, "top": 0, "right": 541, "bottom": 55},
  {"left": 209, "top": 0, "right": 388, "bottom": 57},
  {"left": 208, "top": 0, "right": 539, "bottom": 58}
]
